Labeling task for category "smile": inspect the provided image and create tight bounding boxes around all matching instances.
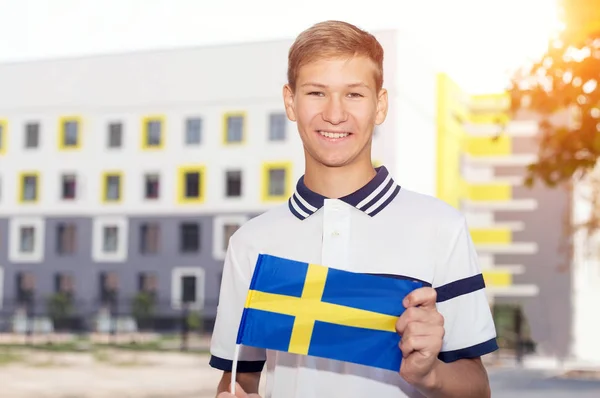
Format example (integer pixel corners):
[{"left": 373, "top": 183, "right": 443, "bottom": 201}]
[{"left": 318, "top": 130, "right": 351, "bottom": 139}]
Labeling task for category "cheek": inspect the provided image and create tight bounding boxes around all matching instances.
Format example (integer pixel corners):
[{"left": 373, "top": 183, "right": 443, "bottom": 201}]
[{"left": 296, "top": 105, "right": 321, "bottom": 128}]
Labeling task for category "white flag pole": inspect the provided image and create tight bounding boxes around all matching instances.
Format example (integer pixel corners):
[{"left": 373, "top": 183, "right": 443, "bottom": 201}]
[{"left": 230, "top": 343, "right": 241, "bottom": 394}]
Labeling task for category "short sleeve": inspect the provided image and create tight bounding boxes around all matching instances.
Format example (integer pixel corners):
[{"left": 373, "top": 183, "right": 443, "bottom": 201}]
[
  {"left": 433, "top": 215, "right": 499, "bottom": 363},
  {"left": 209, "top": 235, "right": 266, "bottom": 373}
]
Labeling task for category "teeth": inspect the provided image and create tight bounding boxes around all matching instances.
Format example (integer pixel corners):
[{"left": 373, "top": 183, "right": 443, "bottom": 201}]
[{"left": 319, "top": 131, "right": 350, "bottom": 139}]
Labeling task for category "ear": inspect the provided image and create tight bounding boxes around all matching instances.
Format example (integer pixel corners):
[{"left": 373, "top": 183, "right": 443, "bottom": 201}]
[
  {"left": 375, "top": 88, "right": 388, "bottom": 125},
  {"left": 282, "top": 84, "right": 297, "bottom": 122}
]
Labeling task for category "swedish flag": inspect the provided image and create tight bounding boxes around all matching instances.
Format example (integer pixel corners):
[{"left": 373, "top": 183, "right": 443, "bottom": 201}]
[{"left": 235, "top": 254, "right": 424, "bottom": 371}]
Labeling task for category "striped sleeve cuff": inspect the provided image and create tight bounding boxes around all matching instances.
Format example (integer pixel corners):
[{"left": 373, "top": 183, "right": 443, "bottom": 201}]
[
  {"left": 209, "top": 355, "right": 266, "bottom": 373},
  {"left": 438, "top": 338, "right": 499, "bottom": 363},
  {"left": 435, "top": 273, "right": 486, "bottom": 303}
]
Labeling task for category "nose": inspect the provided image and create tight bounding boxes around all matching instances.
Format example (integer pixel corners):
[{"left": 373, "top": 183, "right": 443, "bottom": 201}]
[{"left": 321, "top": 95, "right": 347, "bottom": 125}]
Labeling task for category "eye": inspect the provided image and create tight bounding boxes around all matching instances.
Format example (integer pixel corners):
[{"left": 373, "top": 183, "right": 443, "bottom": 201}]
[
  {"left": 348, "top": 92, "right": 364, "bottom": 98},
  {"left": 307, "top": 91, "right": 324, "bottom": 96}
]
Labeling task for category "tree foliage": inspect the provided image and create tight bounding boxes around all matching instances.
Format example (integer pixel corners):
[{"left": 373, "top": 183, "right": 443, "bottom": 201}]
[{"left": 507, "top": 6, "right": 600, "bottom": 188}]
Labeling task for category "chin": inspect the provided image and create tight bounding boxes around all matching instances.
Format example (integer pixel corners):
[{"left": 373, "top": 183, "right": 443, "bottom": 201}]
[{"left": 315, "top": 155, "right": 357, "bottom": 168}]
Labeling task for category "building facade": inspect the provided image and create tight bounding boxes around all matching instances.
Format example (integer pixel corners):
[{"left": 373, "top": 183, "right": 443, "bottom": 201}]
[
  {"left": 0, "top": 29, "right": 597, "bottom": 364},
  {"left": 436, "top": 74, "right": 600, "bottom": 364},
  {"left": 0, "top": 32, "right": 399, "bottom": 332}
]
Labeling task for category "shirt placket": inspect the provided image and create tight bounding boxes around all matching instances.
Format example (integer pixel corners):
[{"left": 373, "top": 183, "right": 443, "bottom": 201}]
[{"left": 321, "top": 199, "right": 351, "bottom": 270}]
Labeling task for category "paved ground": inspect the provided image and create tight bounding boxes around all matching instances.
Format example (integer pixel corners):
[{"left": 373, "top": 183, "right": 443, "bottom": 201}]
[
  {"left": 3, "top": 351, "right": 600, "bottom": 398},
  {"left": 489, "top": 368, "right": 600, "bottom": 398}
]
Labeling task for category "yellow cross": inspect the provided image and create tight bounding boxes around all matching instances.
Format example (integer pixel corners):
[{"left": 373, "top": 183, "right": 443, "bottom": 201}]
[{"left": 244, "top": 263, "right": 399, "bottom": 355}]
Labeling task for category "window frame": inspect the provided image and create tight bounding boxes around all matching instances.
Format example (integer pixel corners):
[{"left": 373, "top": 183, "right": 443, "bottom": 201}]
[
  {"left": 212, "top": 215, "right": 248, "bottom": 260},
  {"left": 222, "top": 112, "right": 246, "bottom": 144},
  {"left": 141, "top": 115, "right": 165, "bottom": 150},
  {"left": 177, "top": 165, "right": 206, "bottom": 204},
  {"left": 9, "top": 217, "right": 45, "bottom": 263},
  {"left": 92, "top": 216, "right": 128, "bottom": 262},
  {"left": 171, "top": 267, "right": 205, "bottom": 311},
  {"left": 58, "top": 116, "right": 82, "bottom": 150},
  {"left": 19, "top": 171, "right": 40, "bottom": 204},
  {"left": 102, "top": 171, "right": 123, "bottom": 203},
  {"left": 261, "top": 161, "right": 292, "bottom": 202}
]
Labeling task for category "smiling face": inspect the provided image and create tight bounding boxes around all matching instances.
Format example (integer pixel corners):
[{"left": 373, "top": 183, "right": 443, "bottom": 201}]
[{"left": 283, "top": 55, "right": 388, "bottom": 169}]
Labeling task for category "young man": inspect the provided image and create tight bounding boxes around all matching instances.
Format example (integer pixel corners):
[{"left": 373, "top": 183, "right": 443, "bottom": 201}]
[{"left": 210, "top": 20, "right": 498, "bottom": 398}]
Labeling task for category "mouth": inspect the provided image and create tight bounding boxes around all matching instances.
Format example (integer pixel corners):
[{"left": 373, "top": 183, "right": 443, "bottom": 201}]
[{"left": 317, "top": 130, "right": 352, "bottom": 140}]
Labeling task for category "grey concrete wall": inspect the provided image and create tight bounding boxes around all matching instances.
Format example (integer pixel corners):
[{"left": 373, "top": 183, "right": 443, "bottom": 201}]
[
  {"left": 491, "top": 133, "right": 573, "bottom": 359},
  {"left": 0, "top": 212, "right": 261, "bottom": 320}
]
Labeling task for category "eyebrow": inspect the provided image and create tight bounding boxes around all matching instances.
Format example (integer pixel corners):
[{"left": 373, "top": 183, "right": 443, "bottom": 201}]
[{"left": 301, "top": 82, "right": 370, "bottom": 89}]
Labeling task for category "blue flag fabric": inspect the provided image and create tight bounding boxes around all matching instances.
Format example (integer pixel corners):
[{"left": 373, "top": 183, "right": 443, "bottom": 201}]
[{"left": 235, "top": 254, "right": 424, "bottom": 372}]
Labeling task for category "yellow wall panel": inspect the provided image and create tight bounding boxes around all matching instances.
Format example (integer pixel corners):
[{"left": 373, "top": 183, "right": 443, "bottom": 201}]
[
  {"left": 436, "top": 73, "right": 467, "bottom": 209},
  {"left": 468, "top": 113, "right": 510, "bottom": 125},
  {"left": 464, "top": 135, "right": 511, "bottom": 156},
  {"left": 470, "top": 228, "right": 512, "bottom": 244},
  {"left": 483, "top": 270, "right": 512, "bottom": 287},
  {"left": 466, "top": 183, "right": 512, "bottom": 201}
]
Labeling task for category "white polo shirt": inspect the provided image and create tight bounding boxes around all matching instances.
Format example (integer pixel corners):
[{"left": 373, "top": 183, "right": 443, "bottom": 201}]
[{"left": 210, "top": 165, "right": 498, "bottom": 398}]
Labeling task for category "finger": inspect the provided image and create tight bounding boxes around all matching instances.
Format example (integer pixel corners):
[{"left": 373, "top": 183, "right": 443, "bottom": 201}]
[
  {"left": 399, "top": 335, "right": 431, "bottom": 358},
  {"left": 403, "top": 287, "right": 437, "bottom": 309},
  {"left": 396, "top": 307, "right": 429, "bottom": 334}
]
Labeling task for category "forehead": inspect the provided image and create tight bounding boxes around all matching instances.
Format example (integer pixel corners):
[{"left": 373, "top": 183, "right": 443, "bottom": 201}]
[{"left": 296, "top": 56, "right": 378, "bottom": 88}]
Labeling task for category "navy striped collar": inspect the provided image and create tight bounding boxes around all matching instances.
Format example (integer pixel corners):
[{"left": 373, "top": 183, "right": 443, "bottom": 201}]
[{"left": 288, "top": 166, "right": 401, "bottom": 220}]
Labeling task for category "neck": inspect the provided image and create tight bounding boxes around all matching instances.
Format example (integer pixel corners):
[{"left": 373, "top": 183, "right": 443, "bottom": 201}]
[{"left": 303, "top": 158, "right": 376, "bottom": 199}]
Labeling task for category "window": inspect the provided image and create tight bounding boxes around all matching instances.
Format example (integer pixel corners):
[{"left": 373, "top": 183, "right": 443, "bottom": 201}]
[
  {"left": 269, "top": 113, "right": 287, "bottom": 141},
  {"left": 9, "top": 218, "right": 45, "bottom": 263},
  {"left": 212, "top": 215, "right": 248, "bottom": 259},
  {"left": 61, "top": 174, "right": 77, "bottom": 200},
  {"left": 0, "top": 120, "right": 6, "bottom": 155},
  {"left": 56, "top": 223, "right": 76, "bottom": 255},
  {"left": 59, "top": 117, "right": 81, "bottom": 149},
  {"left": 144, "top": 173, "right": 160, "bottom": 199},
  {"left": 99, "top": 271, "right": 119, "bottom": 305},
  {"left": 224, "top": 113, "right": 245, "bottom": 143},
  {"left": 222, "top": 223, "right": 240, "bottom": 251},
  {"left": 178, "top": 166, "right": 205, "bottom": 203},
  {"left": 142, "top": 116, "right": 164, "bottom": 149},
  {"left": 16, "top": 272, "right": 35, "bottom": 304},
  {"left": 138, "top": 272, "right": 157, "bottom": 294},
  {"left": 19, "top": 172, "right": 39, "bottom": 203},
  {"left": 92, "top": 217, "right": 127, "bottom": 262},
  {"left": 180, "top": 222, "right": 200, "bottom": 253},
  {"left": 103, "top": 172, "right": 122, "bottom": 202},
  {"left": 225, "top": 170, "right": 242, "bottom": 197},
  {"left": 103, "top": 226, "right": 119, "bottom": 253},
  {"left": 268, "top": 169, "right": 286, "bottom": 196},
  {"left": 185, "top": 118, "right": 202, "bottom": 145},
  {"left": 171, "top": 267, "right": 205, "bottom": 310},
  {"left": 54, "top": 273, "right": 74, "bottom": 295},
  {"left": 20, "top": 226, "right": 35, "bottom": 253},
  {"left": 262, "top": 162, "right": 291, "bottom": 201},
  {"left": 140, "top": 223, "right": 160, "bottom": 254},
  {"left": 24, "top": 122, "right": 40, "bottom": 149},
  {"left": 108, "top": 122, "right": 122, "bottom": 148}
]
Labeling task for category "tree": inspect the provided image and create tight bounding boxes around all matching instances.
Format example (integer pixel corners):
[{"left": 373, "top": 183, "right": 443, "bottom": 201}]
[
  {"left": 507, "top": 0, "right": 600, "bottom": 238},
  {"left": 507, "top": 0, "right": 600, "bottom": 188}
]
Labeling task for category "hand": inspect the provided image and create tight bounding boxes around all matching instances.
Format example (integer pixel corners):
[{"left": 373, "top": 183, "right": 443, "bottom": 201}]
[
  {"left": 395, "top": 287, "right": 445, "bottom": 389},
  {"left": 217, "top": 382, "right": 262, "bottom": 398}
]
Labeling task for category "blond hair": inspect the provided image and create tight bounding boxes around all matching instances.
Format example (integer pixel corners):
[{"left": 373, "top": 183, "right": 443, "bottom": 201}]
[{"left": 287, "top": 20, "right": 384, "bottom": 92}]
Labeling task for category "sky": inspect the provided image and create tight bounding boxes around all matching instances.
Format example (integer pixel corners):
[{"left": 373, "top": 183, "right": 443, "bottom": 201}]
[{"left": 0, "top": 0, "right": 562, "bottom": 93}]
